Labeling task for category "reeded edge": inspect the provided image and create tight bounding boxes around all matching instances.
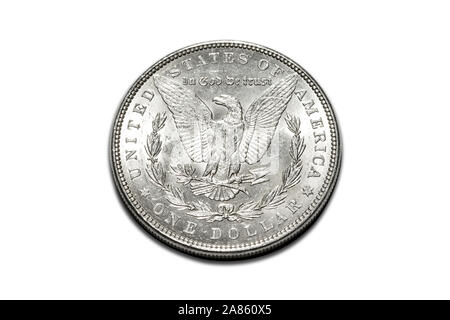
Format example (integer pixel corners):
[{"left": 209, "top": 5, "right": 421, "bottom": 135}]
[{"left": 110, "top": 40, "right": 342, "bottom": 260}]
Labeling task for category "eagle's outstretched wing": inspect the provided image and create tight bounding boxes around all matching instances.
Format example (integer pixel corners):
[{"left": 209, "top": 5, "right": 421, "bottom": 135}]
[
  {"left": 153, "top": 75, "right": 213, "bottom": 163},
  {"left": 238, "top": 74, "right": 298, "bottom": 164}
]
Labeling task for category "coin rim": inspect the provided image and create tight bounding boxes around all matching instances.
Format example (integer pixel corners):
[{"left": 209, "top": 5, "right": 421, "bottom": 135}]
[{"left": 110, "top": 40, "right": 342, "bottom": 260}]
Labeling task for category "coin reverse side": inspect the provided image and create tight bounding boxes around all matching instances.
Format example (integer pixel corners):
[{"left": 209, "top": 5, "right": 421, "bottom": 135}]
[{"left": 111, "top": 41, "right": 341, "bottom": 259}]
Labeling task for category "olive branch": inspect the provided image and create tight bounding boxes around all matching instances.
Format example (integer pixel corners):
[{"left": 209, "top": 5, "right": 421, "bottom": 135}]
[
  {"left": 170, "top": 164, "right": 268, "bottom": 196},
  {"left": 144, "top": 112, "right": 305, "bottom": 223}
]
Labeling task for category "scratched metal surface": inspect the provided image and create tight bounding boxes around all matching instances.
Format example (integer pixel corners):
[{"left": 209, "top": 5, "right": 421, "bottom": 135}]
[{"left": 110, "top": 41, "right": 341, "bottom": 259}]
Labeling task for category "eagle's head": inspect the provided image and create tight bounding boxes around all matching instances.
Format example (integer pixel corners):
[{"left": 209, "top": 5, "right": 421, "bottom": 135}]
[
  {"left": 213, "top": 94, "right": 241, "bottom": 110},
  {"left": 212, "top": 94, "right": 243, "bottom": 122}
]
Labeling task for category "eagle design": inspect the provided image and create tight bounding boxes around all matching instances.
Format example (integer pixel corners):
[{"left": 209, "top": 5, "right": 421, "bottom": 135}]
[{"left": 153, "top": 74, "right": 298, "bottom": 201}]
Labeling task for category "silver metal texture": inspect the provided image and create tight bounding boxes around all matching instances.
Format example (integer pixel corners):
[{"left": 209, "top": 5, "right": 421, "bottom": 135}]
[{"left": 110, "top": 41, "right": 341, "bottom": 259}]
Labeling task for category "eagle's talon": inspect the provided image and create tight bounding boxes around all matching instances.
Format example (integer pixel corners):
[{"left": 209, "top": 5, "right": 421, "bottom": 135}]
[{"left": 228, "top": 173, "right": 242, "bottom": 184}]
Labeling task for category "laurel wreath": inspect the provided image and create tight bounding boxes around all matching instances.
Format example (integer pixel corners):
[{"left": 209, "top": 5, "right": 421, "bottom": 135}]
[{"left": 145, "top": 112, "right": 305, "bottom": 222}]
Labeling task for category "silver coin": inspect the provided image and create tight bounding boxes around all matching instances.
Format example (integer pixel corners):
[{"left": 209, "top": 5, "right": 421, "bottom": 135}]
[{"left": 110, "top": 41, "right": 341, "bottom": 259}]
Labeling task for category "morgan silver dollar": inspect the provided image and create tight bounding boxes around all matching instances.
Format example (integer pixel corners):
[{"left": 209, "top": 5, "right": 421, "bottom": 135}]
[{"left": 110, "top": 41, "right": 341, "bottom": 259}]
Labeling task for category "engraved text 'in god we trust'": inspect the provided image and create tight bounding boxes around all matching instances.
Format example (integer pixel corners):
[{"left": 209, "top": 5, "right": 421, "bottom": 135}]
[{"left": 182, "top": 76, "right": 272, "bottom": 86}]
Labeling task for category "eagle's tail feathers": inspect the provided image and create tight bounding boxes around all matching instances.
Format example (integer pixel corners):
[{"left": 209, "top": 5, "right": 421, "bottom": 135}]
[{"left": 190, "top": 181, "right": 239, "bottom": 201}]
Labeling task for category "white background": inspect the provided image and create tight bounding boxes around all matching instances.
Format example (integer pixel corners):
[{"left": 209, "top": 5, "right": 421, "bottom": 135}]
[{"left": 0, "top": 0, "right": 449, "bottom": 299}]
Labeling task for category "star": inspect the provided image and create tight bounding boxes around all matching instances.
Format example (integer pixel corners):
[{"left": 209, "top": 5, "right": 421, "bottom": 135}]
[
  {"left": 301, "top": 185, "right": 314, "bottom": 197},
  {"left": 140, "top": 187, "right": 152, "bottom": 197}
]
